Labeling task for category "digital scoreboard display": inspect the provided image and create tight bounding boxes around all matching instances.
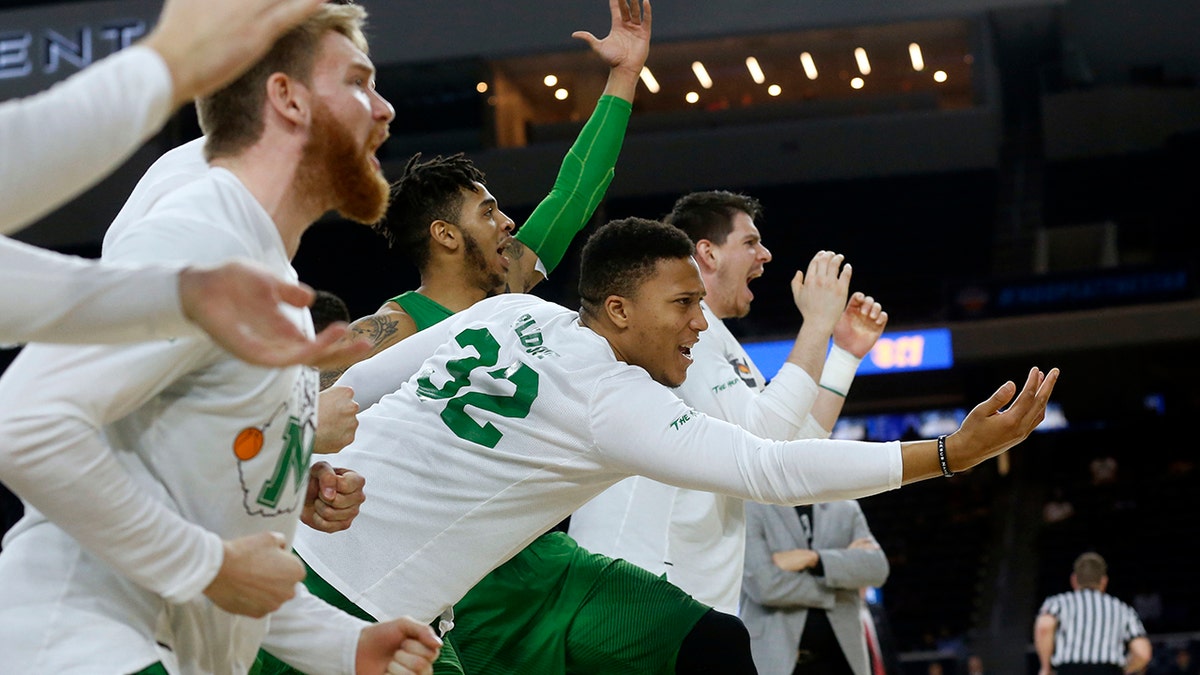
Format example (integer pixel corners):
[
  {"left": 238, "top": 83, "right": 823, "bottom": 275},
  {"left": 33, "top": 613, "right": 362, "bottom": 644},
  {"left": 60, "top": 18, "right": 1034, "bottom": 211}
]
[{"left": 742, "top": 327, "right": 954, "bottom": 380}]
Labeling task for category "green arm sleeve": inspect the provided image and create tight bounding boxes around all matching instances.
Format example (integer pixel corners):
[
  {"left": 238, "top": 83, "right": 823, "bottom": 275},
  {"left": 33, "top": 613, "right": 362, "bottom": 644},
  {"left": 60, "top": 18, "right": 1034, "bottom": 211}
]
[{"left": 513, "top": 94, "right": 632, "bottom": 275}]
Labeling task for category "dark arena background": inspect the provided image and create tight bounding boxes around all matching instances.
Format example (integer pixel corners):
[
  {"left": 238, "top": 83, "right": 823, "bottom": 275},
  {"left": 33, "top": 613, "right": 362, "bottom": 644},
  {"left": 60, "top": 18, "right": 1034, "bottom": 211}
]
[{"left": 3, "top": 1, "right": 1198, "bottom": 672}]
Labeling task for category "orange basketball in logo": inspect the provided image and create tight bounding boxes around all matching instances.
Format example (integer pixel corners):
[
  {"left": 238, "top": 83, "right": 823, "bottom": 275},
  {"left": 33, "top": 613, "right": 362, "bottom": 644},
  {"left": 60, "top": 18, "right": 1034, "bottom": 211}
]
[{"left": 233, "top": 427, "right": 264, "bottom": 461}]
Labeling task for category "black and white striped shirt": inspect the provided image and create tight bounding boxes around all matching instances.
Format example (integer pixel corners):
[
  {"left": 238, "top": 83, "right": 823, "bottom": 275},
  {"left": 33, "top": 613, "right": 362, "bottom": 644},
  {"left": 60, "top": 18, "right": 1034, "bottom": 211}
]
[{"left": 1039, "top": 588, "right": 1147, "bottom": 666}]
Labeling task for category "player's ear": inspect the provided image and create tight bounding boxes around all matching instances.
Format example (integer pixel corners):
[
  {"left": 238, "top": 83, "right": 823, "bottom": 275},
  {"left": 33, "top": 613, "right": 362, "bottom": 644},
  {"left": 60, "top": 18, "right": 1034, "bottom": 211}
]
[
  {"left": 266, "top": 72, "right": 309, "bottom": 127},
  {"left": 430, "top": 220, "right": 460, "bottom": 252},
  {"left": 603, "top": 294, "right": 631, "bottom": 329},
  {"left": 693, "top": 240, "right": 717, "bottom": 273}
]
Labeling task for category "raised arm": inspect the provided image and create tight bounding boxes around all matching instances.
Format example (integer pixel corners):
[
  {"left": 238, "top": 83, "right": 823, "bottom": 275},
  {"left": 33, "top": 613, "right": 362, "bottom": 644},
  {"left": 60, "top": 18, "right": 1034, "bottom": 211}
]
[
  {"left": 507, "top": 0, "right": 651, "bottom": 290},
  {"left": 673, "top": 251, "right": 849, "bottom": 441},
  {"left": 808, "top": 290, "right": 888, "bottom": 431}
]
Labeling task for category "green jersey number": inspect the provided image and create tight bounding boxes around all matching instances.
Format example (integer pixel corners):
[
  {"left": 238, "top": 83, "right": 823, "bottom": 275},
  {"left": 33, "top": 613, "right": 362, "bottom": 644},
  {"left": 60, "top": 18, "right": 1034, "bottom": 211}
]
[{"left": 416, "top": 327, "right": 540, "bottom": 447}]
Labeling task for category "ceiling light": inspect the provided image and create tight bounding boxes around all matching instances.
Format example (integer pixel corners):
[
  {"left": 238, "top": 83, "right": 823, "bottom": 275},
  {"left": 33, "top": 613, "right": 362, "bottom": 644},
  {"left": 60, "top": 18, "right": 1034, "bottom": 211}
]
[
  {"left": 554, "top": 88, "right": 569, "bottom": 100},
  {"left": 767, "top": 84, "right": 782, "bottom": 96},
  {"left": 543, "top": 74, "right": 558, "bottom": 87},
  {"left": 691, "top": 61, "right": 713, "bottom": 89},
  {"left": 933, "top": 70, "right": 948, "bottom": 83},
  {"left": 851, "top": 77, "right": 865, "bottom": 90},
  {"left": 909, "top": 43, "right": 925, "bottom": 72},
  {"left": 685, "top": 91, "right": 700, "bottom": 104},
  {"left": 639, "top": 66, "right": 660, "bottom": 94},
  {"left": 476, "top": 81, "right": 488, "bottom": 93},
  {"left": 800, "top": 52, "right": 818, "bottom": 80},
  {"left": 745, "top": 56, "right": 765, "bottom": 84},
  {"left": 854, "top": 48, "right": 871, "bottom": 76}
]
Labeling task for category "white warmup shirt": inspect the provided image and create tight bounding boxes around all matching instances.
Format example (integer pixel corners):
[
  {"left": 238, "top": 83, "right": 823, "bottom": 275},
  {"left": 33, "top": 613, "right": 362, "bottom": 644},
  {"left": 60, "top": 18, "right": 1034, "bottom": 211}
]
[
  {"left": 571, "top": 302, "right": 829, "bottom": 614},
  {"left": 0, "top": 47, "right": 199, "bottom": 345},
  {"left": 0, "top": 168, "right": 365, "bottom": 675},
  {"left": 295, "top": 294, "right": 902, "bottom": 625}
]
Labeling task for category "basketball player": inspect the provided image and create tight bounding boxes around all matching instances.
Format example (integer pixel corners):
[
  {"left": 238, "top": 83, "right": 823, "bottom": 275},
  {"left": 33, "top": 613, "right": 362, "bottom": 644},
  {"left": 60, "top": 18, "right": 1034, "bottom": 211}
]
[{"left": 0, "top": 6, "right": 440, "bottom": 673}]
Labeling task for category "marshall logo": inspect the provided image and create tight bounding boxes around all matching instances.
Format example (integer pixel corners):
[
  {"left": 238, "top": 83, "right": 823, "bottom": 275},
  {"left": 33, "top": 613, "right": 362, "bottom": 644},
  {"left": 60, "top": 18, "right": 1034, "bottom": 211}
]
[
  {"left": 232, "top": 369, "right": 318, "bottom": 517},
  {"left": 729, "top": 357, "right": 758, "bottom": 388},
  {"left": 0, "top": 20, "right": 146, "bottom": 81}
]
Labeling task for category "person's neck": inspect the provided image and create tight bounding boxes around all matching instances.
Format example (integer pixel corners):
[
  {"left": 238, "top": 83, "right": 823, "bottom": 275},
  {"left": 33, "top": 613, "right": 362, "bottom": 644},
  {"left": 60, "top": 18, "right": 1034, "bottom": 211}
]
[
  {"left": 211, "top": 143, "right": 329, "bottom": 260},
  {"left": 415, "top": 266, "right": 493, "bottom": 314},
  {"left": 698, "top": 273, "right": 734, "bottom": 320},
  {"left": 579, "top": 309, "right": 628, "bottom": 365}
]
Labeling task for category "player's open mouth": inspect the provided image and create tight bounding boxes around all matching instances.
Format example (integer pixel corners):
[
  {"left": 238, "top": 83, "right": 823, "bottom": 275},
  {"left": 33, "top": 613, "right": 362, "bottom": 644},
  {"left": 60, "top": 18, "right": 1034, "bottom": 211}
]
[
  {"left": 367, "top": 133, "right": 389, "bottom": 171},
  {"left": 679, "top": 345, "right": 694, "bottom": 361},
  {"left": 498, "top": 237, "right": 513, "bottom": 268}
]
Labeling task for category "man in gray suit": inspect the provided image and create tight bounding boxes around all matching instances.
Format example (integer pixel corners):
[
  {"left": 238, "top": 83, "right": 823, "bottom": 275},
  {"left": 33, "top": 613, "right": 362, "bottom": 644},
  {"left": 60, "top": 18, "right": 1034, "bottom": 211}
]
[{"left": 741, "top": 499, "right": 889, "bottom": 675}]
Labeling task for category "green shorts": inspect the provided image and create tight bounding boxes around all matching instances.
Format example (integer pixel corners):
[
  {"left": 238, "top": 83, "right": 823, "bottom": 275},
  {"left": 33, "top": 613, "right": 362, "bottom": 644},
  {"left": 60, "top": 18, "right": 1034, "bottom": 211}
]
[
  {"left": 253, "top": 558, "right": 464, "bottom": 675},
  {"left": 450, "top": 532, "right": 710, "bottom": 675}
]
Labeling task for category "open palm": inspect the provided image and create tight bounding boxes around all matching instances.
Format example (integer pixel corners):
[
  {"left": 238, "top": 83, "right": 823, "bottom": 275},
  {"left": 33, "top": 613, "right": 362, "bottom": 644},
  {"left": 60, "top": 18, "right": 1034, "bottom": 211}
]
[{"left": 573, "top": 0, "right": 652, "bottom": 76}]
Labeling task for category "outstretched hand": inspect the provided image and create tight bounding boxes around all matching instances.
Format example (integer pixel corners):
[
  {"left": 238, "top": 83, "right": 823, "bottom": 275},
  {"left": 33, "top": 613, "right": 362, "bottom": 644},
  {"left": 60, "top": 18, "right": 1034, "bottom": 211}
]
[
  {"left": 179, "top": 259, "right": 372, "bottom": 370},
  {"left": 950, "top": 367, "right": 1061, "bottom": 470},
  {"left": 572, "top": 0, "right": 652, "bottom": 78}
]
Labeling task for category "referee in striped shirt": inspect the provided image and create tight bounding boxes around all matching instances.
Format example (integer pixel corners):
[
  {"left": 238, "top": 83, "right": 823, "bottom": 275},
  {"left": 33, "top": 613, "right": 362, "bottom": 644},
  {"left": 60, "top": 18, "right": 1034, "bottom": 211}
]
[{"left": 1034, "top": 552, "right": 1152, "bottom": 675}]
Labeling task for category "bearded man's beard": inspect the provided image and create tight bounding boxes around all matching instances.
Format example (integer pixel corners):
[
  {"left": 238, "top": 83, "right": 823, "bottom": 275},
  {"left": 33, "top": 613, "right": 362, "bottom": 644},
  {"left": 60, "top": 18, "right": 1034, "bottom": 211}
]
[
  {"left": 298, "top": 100, "right": 390, "bottom": 225},
  {"left": 462, "top": 230, "right": 507, "bottom": 296}
]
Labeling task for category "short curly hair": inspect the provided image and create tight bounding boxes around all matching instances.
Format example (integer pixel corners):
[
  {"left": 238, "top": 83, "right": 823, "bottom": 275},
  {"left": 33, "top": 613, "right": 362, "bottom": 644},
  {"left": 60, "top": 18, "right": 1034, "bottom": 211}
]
[
  {"left": 578, "top": 218, "right": 696, "bottom": 317},
  {"left": 664, "top": 190, "right": 763, "bottom": 246},
  {"left": 381, "top": 152, "right": 486, "bottom": 270}
]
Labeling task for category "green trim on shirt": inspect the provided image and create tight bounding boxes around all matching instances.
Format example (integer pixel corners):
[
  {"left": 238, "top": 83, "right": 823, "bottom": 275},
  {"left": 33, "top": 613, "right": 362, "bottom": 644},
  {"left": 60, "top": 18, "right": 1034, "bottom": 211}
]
[{"left": 389, "top": 291, "right": 454, "bottom": 332}]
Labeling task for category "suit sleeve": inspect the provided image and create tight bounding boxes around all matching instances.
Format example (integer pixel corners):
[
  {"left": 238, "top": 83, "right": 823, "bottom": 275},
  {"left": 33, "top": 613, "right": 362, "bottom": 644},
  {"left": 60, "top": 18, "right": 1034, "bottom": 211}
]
[
  {"left": 816, "top": 502, "right": 890, "bottom": 591},
  {"left": 740, "top": 502, "right": 835, "bottom": 609},
  {"left": 588, "top": 367, "right": 902, "bottom": 505},
  {"left": 0, "top": 235, "right": 191, "bottom": 346},
  {"left": 0, "top": 46, "right": 173, "bottom": 234}
]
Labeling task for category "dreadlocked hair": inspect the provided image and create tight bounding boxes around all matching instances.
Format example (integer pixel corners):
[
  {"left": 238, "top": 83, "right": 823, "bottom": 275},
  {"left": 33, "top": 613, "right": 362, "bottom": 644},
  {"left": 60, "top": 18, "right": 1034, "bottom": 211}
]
[{"left": 379, "top": 152, "right": 487, "bottom": 270}]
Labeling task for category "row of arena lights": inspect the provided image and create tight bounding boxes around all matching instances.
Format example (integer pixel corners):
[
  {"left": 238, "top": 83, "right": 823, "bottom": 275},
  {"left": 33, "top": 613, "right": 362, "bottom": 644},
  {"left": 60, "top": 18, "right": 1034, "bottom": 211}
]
[
  {"left": 638, "top": 43, "right": 949, "bottom": 101},
  {"left": 473, "top": 44, "right": 952, "bottom": 103}
]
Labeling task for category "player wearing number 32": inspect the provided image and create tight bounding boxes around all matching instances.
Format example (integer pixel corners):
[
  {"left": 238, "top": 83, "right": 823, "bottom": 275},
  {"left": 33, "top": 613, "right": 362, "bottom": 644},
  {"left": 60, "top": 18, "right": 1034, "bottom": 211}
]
[{"left": 294, "top": 218, "right": 1059, "bottom": 638}]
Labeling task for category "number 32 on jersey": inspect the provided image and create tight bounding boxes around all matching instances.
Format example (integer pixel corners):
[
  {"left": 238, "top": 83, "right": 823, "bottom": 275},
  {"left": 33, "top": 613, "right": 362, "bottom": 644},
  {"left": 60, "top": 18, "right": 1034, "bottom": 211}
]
[{"left": 416, "top": 327, "right": 540, "bottom": 448}]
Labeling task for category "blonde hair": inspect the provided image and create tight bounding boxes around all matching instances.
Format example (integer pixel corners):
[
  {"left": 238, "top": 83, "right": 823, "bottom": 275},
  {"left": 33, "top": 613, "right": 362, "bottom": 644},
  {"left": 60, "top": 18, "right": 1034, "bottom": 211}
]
[{"left": 197, "top": 3, "right": 369, "bottom": 160}]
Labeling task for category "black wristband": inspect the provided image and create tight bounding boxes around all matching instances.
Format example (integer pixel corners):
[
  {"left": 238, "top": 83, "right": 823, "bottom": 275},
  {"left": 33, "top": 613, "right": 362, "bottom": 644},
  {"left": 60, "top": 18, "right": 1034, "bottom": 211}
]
[{"left": 937, "top": 435, "right": 954, "bottom": 477}]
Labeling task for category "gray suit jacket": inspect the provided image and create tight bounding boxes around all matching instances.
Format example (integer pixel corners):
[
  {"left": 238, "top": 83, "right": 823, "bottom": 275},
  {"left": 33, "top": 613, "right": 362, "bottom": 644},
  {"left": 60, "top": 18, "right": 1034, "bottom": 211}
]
[{"left": 740, "top": 500, "right": 889, "bottom": 675}]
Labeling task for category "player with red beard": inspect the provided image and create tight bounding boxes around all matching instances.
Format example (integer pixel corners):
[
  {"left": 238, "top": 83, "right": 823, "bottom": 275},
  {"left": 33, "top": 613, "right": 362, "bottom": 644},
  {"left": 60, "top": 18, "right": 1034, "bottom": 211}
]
[{"left": 0, "top": 5, "right": 440, "bottom": 674}]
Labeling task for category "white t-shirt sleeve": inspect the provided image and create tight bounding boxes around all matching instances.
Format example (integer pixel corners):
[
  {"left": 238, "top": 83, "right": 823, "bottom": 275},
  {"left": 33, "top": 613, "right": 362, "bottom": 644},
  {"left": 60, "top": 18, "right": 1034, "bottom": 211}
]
[
  {"left": 675, "top": 345, "right": 819, "bottom": 441},
  {"left": 0, "top": 235, "right": 191, "bottom": 346},
  {"left": 0, "top": 46, "right": 173, "bottom": 234},
  {"left": 588, "top": 368, "right": 902, "bottom": 504},
  {"left": 335, "top": 320, "right": 456, "bottom": 409},
  {"left": 0, "top": 214, "right": 256, "bottom": 603},
  {"left": 259, "top": 585, "right": 367, "bottom": 675},
  {"left": 0, "top": 337, "right": 223, "bottom": 603}
]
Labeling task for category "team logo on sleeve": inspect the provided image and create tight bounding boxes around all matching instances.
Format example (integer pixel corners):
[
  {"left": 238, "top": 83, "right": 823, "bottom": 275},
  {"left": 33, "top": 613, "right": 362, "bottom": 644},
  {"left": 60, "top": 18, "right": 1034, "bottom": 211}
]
[
  {"left": 729, "top": 357, "right": 758, "bottom": 388},
  {"left": 231, "top": 370, "right": 318, "bottom": 517}
]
